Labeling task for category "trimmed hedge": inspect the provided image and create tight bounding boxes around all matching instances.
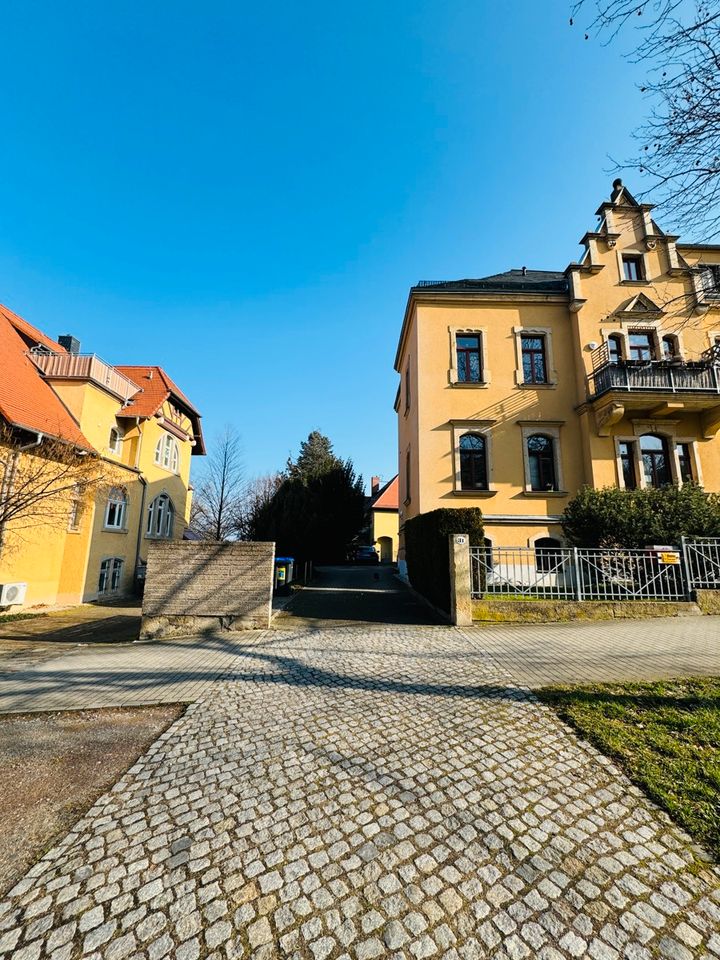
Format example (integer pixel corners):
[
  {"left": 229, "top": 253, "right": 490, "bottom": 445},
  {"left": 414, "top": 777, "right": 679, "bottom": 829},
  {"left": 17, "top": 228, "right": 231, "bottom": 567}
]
[
  {"left": 404, "top": 508, "right": 484, "bottom": 613},
  {"left": 562, "top": 484, "right": 720, "bottom": 548}
]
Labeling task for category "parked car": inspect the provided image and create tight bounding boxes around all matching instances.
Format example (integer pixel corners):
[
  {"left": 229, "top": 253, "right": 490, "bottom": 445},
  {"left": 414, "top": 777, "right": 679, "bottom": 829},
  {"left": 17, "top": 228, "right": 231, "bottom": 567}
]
[{"left": 353, "top": 545, "right": 379, "bottom": 564}]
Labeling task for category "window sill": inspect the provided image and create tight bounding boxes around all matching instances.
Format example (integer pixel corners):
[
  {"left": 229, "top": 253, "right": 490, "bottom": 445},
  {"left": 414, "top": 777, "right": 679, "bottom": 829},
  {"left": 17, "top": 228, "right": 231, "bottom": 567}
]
[
  {"left": 145, "top": 534, "right": 173, "bottom": 540},
  {"left": 449, "top": 381, "right": 489, "bottom": 389},
  {"left": 522, "top": 490, "right": 569, "bottom": 498},
  {"left": 518, "top": 382, "right": 557, "bottom": 390},
  {"left": 453, "top": 489, "right": 497, "bottom": 497},
  {"left": 103, "top": 527, "right": 129, "bottom": 534},
  {"left": 619, "top": 280, "right": 648, "bottom": 286}
]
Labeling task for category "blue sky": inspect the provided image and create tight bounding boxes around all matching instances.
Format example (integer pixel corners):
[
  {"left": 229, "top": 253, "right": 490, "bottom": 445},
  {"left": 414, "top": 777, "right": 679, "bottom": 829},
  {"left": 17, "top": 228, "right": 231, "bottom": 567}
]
[{"left": 0, "top": 1, "right": 650, "bottom": 489}]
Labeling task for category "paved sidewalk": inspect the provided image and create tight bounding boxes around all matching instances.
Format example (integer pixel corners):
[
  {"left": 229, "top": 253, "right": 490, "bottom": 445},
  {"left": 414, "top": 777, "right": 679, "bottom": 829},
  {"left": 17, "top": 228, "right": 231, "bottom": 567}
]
[
  {"left": 0, "top": 632, "right": 267, "bottom": 713},
  {"left": 469, "top": 615, "right": 720, "bottom": 688},
  {"left": 0, "top": 624, "right": 718, "bottom": 959}
]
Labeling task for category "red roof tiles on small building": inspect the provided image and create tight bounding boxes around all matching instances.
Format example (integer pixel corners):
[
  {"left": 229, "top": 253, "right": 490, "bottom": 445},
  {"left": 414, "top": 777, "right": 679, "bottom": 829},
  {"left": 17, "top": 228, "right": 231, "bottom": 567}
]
[{"left": 372, "top": 475, "right": 399, "bottom": 511}]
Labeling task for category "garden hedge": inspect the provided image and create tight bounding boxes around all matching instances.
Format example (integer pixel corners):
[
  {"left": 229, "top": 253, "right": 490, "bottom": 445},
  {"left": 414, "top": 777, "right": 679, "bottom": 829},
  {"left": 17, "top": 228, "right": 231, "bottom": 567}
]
[{"left": 404, "top": 507, "right": 484, "bottom": 613}]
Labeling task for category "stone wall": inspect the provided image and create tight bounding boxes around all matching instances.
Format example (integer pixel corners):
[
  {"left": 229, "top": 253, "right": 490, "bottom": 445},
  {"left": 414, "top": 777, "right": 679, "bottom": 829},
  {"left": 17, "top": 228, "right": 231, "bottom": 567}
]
[
  {"left": 141, "top": 540, "right": 275, "bottom": 638},
  {"left": 472, "top": 598, "right": 700, "bottom": 623}
]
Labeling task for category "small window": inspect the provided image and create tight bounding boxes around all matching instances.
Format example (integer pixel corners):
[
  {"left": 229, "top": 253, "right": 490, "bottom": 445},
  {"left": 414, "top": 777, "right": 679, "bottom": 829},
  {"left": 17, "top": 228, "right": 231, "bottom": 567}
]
[
  {"left": 146, "top": 494, "right": 174, "bottom": 538},
  {"left": 640, "top": 434, "right": 671, "bottom": 488},
  {"left": 622, "top": 255, "right": 644, "bottom": 282},
  {"left": 628, "top": 331, "right": 655, "bottom": 362},
  {"left": 677, "top": 443, "right": 693, "bottom": 484},
  {"left": 405, "top": 450, "right": 411, "bottom": 503},
  {"left": 527, "top": 434, "right": 557, "bottom": 491},
  {"left": 662, "top": 335, "right": 677, "bottom": 360},
  {"left": 456, "top": 334, "right": 483, "bottom": 383},
  {"left": 618, "top": 441, "right": 637, "bottom": 490},
  {"left": 104, "top": 487, "right": 127, "bottom": 530},
  {"left": 459, "top": 433, "right": 488, "bottom": 490},
  {"left": 535, "top": 537, "right": 563, "bottom": 573},
  {"left": 99, "top": 558, "right": 123, "bottom": 594},
  {"left": 607, "top": 335, "right": 623, "bottom": 364},
  {"left": 155, "top": 434, "right": 180, "bottom": 472},
  {"left": 521, "top": 335, "right": 548, "bottom": 384},
  {"left": 701, "top": 265, "right": 720, "bottom": 296},
  {"left": 108, "top": 427, "right": 122, "bottom": 454},
  {"left": 68, "top": 484, "right": 83, "bottom": 531}
]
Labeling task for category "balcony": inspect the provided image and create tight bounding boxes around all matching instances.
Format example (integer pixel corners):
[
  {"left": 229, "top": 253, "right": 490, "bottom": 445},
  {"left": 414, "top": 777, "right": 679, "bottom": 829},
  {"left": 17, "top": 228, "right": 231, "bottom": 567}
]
[
  {"left": 588, "top": 360, "right": 720, "bottom": 399},
  {"left": 28, "top": 352, "right": 139, "bottom": 402},
  {"left": 587, "top": 357, "right": 720, "bottom": 438}
]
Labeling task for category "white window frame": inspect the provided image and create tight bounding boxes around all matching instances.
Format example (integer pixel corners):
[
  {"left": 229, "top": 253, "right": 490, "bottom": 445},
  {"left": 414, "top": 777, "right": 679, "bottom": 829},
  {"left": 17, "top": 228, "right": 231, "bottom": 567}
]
[
  {"left": 98, "top": 557, "right": 123, "bottom": 594},
  {"left": 513, "top": 327, "right": 558, "bottom": 387},
  {"left": 108, "top": 427, "right": 123, "bottom": 454},
  {"left": 104, "top": 487, "right": 127, "bottom": 531},
  {"left": 519, "top": 423, "right": 565, "bottom": 495},
  {"left": 450, "top": 421, "right": 496, "bottom": 495},
  {"left": 155, "top": 433, "right": 180, "bottom": 473},
  {"left": 146, "top": 494, "right": 175, "bottom": 539},
  {"left": 448, "top": 328, "right": 491, "bottom": 386}
]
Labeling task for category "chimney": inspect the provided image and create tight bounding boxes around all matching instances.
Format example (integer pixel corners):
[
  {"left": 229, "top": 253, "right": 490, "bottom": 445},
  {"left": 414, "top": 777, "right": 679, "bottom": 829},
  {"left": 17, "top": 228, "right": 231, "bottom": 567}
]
[
  {"left": 58, "top": 334, "right": 80, "bottom": 355},
  {"left": 371, "top": 476, "right": 381, "bottom": 495}
]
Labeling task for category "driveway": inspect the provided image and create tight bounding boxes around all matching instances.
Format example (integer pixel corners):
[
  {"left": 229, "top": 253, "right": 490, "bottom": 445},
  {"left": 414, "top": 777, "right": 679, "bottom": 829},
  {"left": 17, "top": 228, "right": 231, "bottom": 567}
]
[
  {"left": 274, "top": 565, "right": 440, "bottom": 627},
  {"left": 1, "top": 622, "right": 719, "bottom": 959}
]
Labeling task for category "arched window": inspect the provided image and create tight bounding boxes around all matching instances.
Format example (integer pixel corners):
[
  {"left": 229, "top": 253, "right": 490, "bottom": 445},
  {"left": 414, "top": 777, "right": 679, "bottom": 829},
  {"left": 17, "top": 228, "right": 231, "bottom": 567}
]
[
  {"left": 155, "top": 434, "right": 180, "bottom": 472},
  {"left": 607, "top": 334, "right": 623, "bottom": 364},
  {"left": 459, "top": 433, "right": 488, "bottom": 490},
  {"left": 640, "top": 434, "right": 671, "bottom": 488},
  {"left": 104, "top": 487, "right": 127, "bottom": 530},
  {"left": 535, "top": 537, "right": 563, "bottom": 572},
  {"left": 662, "top": 335, "right": 678, "bottom": 360},
  {"left": 527, "top": 435, "right": 557, "bottom": 491},
  {"left": 108, "top": 427, "right": 122, "bottom": 454},
  {"left": 147, "top": 494, "right": 174, "bottom": 538}
]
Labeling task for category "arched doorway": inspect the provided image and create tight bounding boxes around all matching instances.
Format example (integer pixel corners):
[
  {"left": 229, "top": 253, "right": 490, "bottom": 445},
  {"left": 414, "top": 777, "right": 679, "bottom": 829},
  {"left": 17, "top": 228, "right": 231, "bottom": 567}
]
[{"left": 377, "top": 537, "right": 393, "bottom": 564}]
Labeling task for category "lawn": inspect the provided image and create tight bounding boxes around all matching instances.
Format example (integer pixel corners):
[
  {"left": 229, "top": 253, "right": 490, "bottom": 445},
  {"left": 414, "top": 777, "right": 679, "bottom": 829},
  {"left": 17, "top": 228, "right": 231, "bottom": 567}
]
[{"left": 538, "top": 676, "right": 720, "bottom": 860}]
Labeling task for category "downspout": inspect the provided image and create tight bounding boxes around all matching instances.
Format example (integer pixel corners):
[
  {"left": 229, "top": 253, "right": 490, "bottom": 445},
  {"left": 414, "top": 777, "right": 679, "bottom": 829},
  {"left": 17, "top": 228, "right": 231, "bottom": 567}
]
[
  {"left": 0, "top": 432, "right": 43, "bottom": 556},
  {"left": 133, "top": 419, "right": 147, "bottom": 589}
]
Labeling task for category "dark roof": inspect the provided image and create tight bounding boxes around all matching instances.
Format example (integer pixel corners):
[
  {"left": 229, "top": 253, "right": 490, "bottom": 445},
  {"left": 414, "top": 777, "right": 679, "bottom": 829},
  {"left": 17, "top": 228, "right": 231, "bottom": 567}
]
[{"left": 413, "top": 269, "right": 568, "bottom": 294}]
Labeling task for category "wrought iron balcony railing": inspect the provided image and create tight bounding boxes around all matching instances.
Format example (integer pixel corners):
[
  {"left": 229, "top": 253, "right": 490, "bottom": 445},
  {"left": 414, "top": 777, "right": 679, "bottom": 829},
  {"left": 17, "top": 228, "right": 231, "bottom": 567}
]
[{"left": 588, "top": 359, "right": 720, "bottom": 399}]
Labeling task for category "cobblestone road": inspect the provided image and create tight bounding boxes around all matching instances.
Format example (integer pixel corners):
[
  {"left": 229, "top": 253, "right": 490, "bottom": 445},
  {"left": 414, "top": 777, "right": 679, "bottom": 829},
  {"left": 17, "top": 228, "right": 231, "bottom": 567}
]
[{"left": 1, "top": 624, "right": 719, "bottom": 959}]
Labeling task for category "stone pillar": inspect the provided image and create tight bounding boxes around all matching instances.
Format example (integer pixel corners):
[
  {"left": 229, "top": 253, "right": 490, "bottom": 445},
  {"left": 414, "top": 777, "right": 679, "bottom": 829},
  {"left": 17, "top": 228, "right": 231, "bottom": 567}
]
[{"left": 449, "top": 533, "right": 473, "bottom": 626}]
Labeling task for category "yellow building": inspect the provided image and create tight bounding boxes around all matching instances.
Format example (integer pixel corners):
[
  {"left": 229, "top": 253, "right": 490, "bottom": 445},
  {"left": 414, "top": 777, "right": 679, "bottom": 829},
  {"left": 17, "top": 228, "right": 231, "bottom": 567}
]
[
  {"left": 0, "top": 305, "right": 204, "bottom": 609},
  {"left": 394, "top": 179, "right": 720, "bottom": 566},
  {"left": 369, "top": 475, "right": 399, "bottom": 563}
]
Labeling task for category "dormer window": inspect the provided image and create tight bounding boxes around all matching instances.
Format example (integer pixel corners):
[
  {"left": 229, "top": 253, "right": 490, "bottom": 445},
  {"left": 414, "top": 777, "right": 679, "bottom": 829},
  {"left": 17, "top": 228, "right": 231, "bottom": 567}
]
[{"left": 622, "top": 255, "right": 644, "bottom": 282}]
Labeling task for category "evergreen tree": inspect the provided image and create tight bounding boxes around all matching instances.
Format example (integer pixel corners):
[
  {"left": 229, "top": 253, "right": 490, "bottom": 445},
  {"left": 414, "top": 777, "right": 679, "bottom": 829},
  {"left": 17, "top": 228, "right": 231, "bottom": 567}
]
[{"left": 250, "top": 432, "right": 365, "bottom": 561}]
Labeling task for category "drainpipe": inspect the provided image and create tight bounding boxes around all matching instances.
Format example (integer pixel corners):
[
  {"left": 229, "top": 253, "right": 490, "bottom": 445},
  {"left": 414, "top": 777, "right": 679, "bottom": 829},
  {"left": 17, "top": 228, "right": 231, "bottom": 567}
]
[
  {"left": 0, "top": 432, "right": 43, "bottom": 555},
  {"left": 134, "top": 475, "right": 148, "bottom": 587}
]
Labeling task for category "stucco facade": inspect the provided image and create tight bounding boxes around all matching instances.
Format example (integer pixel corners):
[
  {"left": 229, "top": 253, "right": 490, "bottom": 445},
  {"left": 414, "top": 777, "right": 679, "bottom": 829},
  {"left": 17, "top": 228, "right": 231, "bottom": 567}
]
[
  {"left": 0, "top": 308, "right": 203, "bottom": 609},
  {"left": 394, "top": 180, "right": 720, "bottom": 561}
]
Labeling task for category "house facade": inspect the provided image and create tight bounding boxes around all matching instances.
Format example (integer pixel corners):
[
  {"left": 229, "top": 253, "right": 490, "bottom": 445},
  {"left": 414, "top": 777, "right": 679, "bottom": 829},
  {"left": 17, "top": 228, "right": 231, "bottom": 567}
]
[
  {"left": 0, "top": 304, "right": 204, "bottom": 609},
  {"left": 369, "top": 475, "right": 399, "bottom": 563},
  {"left": 394, "top": 180, "right": 720, "bottom": 565}
]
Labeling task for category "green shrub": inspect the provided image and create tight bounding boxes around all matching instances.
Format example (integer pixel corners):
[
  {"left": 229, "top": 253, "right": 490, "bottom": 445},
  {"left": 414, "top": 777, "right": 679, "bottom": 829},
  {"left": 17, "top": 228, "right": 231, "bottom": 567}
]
[
  {"left": 404, "top": 508, "right": 484, "bottom": 612},
  {"left": 562, "top": 484, "right": 720, "bottom": 548}
]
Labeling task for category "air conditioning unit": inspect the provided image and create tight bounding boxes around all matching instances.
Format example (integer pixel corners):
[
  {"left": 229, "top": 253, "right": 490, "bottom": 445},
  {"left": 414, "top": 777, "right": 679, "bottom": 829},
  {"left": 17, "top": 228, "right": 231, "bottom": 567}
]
[{"left": 0, "top": 583, "right": 27, "bottom": 606}]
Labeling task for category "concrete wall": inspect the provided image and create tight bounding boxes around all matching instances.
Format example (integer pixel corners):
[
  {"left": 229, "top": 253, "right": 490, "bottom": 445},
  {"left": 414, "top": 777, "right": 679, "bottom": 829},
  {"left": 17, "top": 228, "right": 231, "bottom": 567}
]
[{"left": 141, "top": 540, "right": 275, "bottom": 638}]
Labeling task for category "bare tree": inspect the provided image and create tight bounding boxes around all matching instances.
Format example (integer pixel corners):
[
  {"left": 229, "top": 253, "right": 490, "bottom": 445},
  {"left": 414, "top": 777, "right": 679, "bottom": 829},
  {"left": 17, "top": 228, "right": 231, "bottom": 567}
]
[
  {"left": 0, "top": 425, "right": 108, "bottom": 556},
  {"left": 572, "top": 0, "right": 720, "bottom": 238},
  {"left": 190, "top": 427, "right": 247, "bottom": 541},
  {"left": 242, "top": 472, "right": 283, "bottom": 541}
]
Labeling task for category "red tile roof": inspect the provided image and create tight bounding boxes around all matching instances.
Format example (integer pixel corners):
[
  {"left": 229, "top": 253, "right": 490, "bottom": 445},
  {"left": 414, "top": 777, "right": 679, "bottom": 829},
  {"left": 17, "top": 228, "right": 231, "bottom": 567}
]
[
  {"left": 0, "top": 305, "right": 94, "bottom": 449},
  {"left": 372, "top": 475, "right": 399, "bottom": 511},
  {"left": 116, "top": 365, "right": 205, "bottom": 454}
]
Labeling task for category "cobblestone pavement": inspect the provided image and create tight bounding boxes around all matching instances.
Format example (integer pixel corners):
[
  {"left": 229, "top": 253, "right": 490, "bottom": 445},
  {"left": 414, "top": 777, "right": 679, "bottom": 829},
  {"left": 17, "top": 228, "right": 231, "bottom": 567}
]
[{"left": 1, "top": 624, "right": 719, "bottom": 959}]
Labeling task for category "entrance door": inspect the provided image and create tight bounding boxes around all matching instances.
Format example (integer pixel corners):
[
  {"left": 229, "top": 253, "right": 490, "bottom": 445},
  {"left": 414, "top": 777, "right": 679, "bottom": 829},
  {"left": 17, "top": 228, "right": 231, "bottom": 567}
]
[{"left": 378, "top": 537, "right": 393, "bottom": 563}]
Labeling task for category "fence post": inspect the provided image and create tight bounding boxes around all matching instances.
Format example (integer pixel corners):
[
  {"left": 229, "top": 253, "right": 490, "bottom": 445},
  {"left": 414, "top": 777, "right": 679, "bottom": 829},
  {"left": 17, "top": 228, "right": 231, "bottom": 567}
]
[
  {"left": 573, "top": 547, "right": 583, "bottom": 601},
  {"left": 449, "top": 533, "right": 473, "bottom": 626},
  {"left": 680, "top": 536, "right": 693, "bottom": 600}
]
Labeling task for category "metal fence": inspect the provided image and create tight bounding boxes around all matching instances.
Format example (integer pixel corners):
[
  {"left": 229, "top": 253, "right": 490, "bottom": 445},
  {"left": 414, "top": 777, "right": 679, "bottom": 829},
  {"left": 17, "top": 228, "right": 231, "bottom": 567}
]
[
  {"left": 681, "top": 537, "right": 720, "bottom": 590},
  {"left": 470, "top": 544, "right": 690, "bottom": 602}
]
